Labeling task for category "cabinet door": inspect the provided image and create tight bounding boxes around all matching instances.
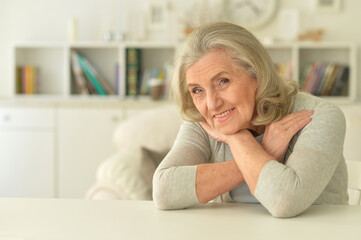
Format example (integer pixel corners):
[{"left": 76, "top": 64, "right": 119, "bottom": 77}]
[
  {"left": 0, "top": 108, "right": 55, "bottom": 198},
  {"left": 57, "top": 108, "right": 123, "bottom": 198}
]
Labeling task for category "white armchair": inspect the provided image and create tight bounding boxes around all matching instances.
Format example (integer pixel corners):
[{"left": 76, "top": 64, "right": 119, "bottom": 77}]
[{"left": 86, "top": 105, "right": 183, "bottom": 200}]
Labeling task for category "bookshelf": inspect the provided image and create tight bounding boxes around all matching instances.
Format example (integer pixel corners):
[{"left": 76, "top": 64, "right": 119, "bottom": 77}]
[
  {"left": 11, "top": 41, "right": 357, "bottom": 103},
  {"left": 11, "top": 42, "right": 178, "bottom": 100}
]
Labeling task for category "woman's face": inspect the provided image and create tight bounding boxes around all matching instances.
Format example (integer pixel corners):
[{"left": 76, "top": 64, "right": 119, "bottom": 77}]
[{"left": 186, "top": 49, "right": 258, "bottom": 135}]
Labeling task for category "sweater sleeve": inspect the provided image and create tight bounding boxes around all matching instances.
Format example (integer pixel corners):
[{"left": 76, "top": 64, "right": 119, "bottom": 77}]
[
  {"left": 153, "top": 121, "right": 211, "bottom": 210},
  {"left": 254, "top": 101, "right": 346, "bottom": 218}
]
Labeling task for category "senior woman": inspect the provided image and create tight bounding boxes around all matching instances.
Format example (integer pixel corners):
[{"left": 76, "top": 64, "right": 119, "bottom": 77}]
[{"left": 153, "top": 22, "right": 348, "bottom": 217}]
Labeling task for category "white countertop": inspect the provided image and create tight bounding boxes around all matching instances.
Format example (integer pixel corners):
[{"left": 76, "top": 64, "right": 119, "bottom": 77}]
[{"left": 0, "top": 198, "right": 360, "bottom": 240}]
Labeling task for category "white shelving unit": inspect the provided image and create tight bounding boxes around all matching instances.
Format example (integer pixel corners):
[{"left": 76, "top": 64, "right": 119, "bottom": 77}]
[
  {"left": 11, "top": 41, "right": 178, "bottom": 100},
  {"left": 11, "top": 41, "right": 357, "bottom": 103}
]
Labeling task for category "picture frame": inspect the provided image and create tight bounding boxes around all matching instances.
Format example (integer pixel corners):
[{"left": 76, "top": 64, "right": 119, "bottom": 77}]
[
  {"left": 148, "top": 2, "right": 168, "bottom": 31},
  {"left": 314, "top": 0, "right": 341, "bottom": 13}
]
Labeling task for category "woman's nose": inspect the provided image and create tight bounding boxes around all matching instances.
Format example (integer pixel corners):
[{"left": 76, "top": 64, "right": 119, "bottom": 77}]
[{"left": 207, "top": 92, "right": 222, "bottom": 111}]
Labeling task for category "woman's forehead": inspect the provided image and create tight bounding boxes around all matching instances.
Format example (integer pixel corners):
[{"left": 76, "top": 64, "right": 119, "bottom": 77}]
[{"left": 186, "top": 51, "right": 238, "bottom": 78}]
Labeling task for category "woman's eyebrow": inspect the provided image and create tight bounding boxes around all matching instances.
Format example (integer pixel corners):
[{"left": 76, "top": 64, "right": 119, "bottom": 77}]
[
  {"left": 187, "top": 71, "right": 229, "bottom": 88},
  {"left": 210, "top": 71, "right": 228, "bottom": 82},
  {"left": 187, "top": 83, "right": 199, "bottom": 88}
]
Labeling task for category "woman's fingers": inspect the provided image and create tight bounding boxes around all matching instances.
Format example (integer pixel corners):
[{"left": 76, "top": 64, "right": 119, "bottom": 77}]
[
  {"left": 261, "top": 110, "right": 313, "bottom": 161},
  {"left": 286, "top": 115, "right": 312, "bottom": 135},
  {"left": 280, "top": 110, "right": 313, "bottom": 132}
]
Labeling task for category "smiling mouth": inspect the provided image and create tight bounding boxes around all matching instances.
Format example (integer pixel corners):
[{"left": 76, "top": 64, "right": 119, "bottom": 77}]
[{"left": 213, "top": 108, "right": 235, "bottom": 118}]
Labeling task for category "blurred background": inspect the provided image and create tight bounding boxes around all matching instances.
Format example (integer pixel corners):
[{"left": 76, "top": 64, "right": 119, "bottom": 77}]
[{"left": 0, "top": 0, "right": 360, "bottom": 201}]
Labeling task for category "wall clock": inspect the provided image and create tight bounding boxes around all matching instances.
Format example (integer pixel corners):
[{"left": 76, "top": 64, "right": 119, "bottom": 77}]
[{"left": 225, "top": 0, "right": 278, "bottom": 29}]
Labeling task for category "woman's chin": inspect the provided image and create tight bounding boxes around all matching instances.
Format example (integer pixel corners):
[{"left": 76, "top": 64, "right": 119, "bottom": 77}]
[{"left": 218, "top": 127, "right": 241, "bottom": 136}]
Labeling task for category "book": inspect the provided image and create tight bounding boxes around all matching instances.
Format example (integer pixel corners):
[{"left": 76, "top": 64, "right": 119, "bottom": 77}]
[
  {"left": 28, "top": 66, "right": 33, "bottom": 94},
  {"left": 71, "top": 51, "right": 90, "bottom": 95},
  {"left": 21, "top": 66, "right": 26, "bottom": 94},
  {"left": 310, "top": 62, "right": 326, "bottom": 95},
  {"left": 115, "top": 63, "right": 119, "bottom": 95},
  {"left": 83, "top": 74, "right": 97, "bottom": 94},
  {"left": 329, "top": 66, "right": 349, "bottom": 96},
  {"left": 314, "top": 63, "right": 330, "bottom": 95},
  {"left": 77, "top": 53, "right": 107, "bottom": 95},
  {"left": 32, "top": 66, "right": 39, "bottom": 94},
  {"left": 17, "top": 65, "right": 38, "bottom": 95},
  {"left": 321, "top": 64, "right": 339, "bottom": 96},
  {"left": 299, "top": 63, "right": 311, "bottom": 90},
  {"left": 126, "top": 48, "right": 141, "bottom": 96},
  {"left": 301, "top": 62, "right": 318, "bottom": 93},
  {"left": 16, "top": 66, "right": 22, "bottom": 94},
  {"left": 299, "top": 63, "right": 312, "bottom": 90},
  {"left": 83, "top": 58, "right": 114, "bottom": 95}
]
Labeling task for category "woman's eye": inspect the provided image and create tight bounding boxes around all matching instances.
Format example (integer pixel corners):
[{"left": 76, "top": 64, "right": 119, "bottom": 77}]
[
  {"left": 192, "top": 88, "right": 202, "bottom": 94},
  {"left": 220, "top": 78, "right": 229, "bottom": 85}
]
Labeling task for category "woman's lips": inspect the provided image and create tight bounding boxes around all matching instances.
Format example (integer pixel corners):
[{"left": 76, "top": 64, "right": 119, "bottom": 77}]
[{"left": 213, "top": 107, "right": 235, "bottom": 122}]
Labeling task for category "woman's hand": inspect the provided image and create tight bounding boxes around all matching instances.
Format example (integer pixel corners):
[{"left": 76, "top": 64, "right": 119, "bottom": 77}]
[
  {"left": 199, "top": 122, "right": 253, "bottom": 144},
  {"left": 199, "top": 122, "right": 228, "bottom": 143},
  {"left": 261, "top": 110, "right": 314, "bottom": 162}
]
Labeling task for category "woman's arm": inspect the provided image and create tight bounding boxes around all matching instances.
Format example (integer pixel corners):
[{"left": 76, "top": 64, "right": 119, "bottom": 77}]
[
  {"left": 154, "top": 121, "right": 249, "bottom": 209},
  {"left": 196, "top": 160, "right": 244, "bottom": 204},
  {"left": 253, "top": 103, "right": 347, "bottom": 218},
  {"left": 226, "top": 131, "right": 274, "bottom": 195}
]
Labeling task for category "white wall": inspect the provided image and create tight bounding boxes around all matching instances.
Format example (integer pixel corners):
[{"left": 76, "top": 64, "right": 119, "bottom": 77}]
[{"left": 1, "top": 0, "right": 361, "bottom": 99}]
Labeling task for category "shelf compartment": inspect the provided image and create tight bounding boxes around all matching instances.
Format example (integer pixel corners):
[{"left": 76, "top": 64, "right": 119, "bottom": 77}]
[
  {"left": 14, "top": 47, "right": 66, "bottom": 96},
  {"left": 69, "top": 47, "right": 119, "bottom": 96}
]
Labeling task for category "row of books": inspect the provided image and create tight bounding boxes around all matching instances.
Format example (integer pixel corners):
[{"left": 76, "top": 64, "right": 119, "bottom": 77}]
[
  {"left": 299, "top": 62, "right": 349, "bottom": 96},
  {"left": 71, "top": 48, "right": 171, "bottom": 98},
  {"left": 16, "top": 65, "right": 39, "bottom": 94},
  {"left": 71, "top": 51, "right": 114, "bottom": 95}
]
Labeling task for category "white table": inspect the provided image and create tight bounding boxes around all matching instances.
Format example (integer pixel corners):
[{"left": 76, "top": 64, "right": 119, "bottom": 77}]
[{"left": 0, "top": 198, "right": 360, "bottom": 240}]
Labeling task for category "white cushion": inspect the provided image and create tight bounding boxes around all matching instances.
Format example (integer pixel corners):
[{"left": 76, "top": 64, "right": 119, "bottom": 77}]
[{"left": 113, "top": 105, "right": 183, "bottom": 152}]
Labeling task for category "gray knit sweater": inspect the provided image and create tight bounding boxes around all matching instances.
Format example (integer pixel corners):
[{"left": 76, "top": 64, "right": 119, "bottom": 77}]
[{"left": 153, "top": 92, "right": 348, "bottom": 217}]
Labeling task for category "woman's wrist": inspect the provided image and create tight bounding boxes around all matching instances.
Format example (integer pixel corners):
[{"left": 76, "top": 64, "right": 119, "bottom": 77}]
[{"left": 226, "top": 129, "right": 254, "bottom": 145}]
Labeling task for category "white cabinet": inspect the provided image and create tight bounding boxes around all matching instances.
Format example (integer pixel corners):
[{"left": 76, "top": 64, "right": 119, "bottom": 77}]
[
  {"left": 57, "top": 107, "right": 124, "bottom": 198},
  {"left": 0, "top": 101, "right": 169, "bottom": 199},
  {"left": 0, "top": 107, "right": 55, "bottom": 198}
]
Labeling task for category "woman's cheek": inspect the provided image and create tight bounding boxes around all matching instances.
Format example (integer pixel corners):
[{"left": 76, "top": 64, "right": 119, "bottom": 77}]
[{"left": 194, "top": 98, "right": 206, "bottom": 117}]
